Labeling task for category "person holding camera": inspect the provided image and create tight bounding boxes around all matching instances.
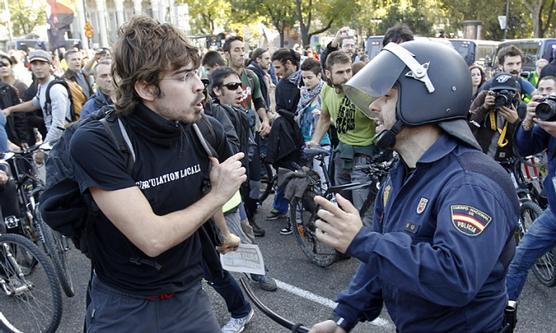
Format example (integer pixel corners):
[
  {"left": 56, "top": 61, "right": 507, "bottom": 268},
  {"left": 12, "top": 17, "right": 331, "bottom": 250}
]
[
  {"left": 506, "top": 75, "right": 556, "bottom": 303},
  {"left": 469, "top": 72, "right": 526, "bottom": 164}
]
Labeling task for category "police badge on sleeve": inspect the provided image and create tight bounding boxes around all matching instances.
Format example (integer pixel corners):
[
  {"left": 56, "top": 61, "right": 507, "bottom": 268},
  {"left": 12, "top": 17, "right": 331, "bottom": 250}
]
[{"left": 450, "top": 205, "right": 492, "bottom": 236}]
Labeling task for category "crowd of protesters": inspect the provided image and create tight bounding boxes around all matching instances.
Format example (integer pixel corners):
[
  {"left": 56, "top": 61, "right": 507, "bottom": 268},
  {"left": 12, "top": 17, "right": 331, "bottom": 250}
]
[{"left": 0, "top": 17, "right": 555, "bottom": 333}]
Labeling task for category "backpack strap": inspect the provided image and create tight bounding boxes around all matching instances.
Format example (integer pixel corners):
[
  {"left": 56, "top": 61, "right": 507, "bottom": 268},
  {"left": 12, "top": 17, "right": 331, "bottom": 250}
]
[
  {"left": 45, "top": 78, "right": 75, "bottom": 123},
  {"left": 193, "top": 115, "right": 218, "bottom": 159},
  {"left": 99, "top": 115, "right": 135, "bottom": 174}
]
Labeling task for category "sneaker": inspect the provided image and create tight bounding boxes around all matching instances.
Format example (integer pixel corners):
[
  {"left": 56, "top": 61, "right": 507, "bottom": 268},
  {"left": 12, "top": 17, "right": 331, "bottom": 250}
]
[
  {"left": 250, "top": 274, "right": 278, "bottom": 292},
  {"left": 221, "top": 308, "right": 255, "bottom": 333},
  {"left": 266, "top": 209, "right": 287, "bottom": 221},
  {"left": 250, "top": 221, "right": 266, "bottom": 237},
  {"left": 280, "top": 224, "right": 293, "bottom": 235}
]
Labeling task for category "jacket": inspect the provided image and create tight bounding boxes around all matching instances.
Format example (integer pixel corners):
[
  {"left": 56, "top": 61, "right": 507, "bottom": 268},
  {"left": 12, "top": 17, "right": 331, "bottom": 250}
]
[
  {"left": 266, "top": 109, "right": 303, "bottom": 168},
  {"left": 469, "top": 90, "right": 526, "bottom": 162},
  {"left": 334, "top": 135, "right": 518, "bottom": 332}
]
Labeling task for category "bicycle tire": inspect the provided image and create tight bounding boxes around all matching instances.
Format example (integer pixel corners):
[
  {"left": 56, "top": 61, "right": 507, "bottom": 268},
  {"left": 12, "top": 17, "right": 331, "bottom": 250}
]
[
  {"left": 519, "top": 201, "right": 556, "bottom": 287},
  {"left": 257, "top": 162, "right": 274, "bottom": 203},
  {"left": 289, "top": 191, "right": 338, "bottom": 267},
  {"left": 36, "top": 209, "right": 75, "bottom": 297},
  {"left": 0, "top": 233, "right": 63, "bottom": 333}
]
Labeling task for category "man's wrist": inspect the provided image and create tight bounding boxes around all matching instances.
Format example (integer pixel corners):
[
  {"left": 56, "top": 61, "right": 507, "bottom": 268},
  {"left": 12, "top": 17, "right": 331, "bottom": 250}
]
[{"left": 329, "top": 313, "right": 355, "bottom": 332}]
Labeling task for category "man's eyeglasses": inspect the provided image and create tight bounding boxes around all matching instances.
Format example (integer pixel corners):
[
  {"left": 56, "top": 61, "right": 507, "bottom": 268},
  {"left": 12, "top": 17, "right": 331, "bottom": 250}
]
[{"left": 222, "top": 82, "right": 242, "bottom": 91}]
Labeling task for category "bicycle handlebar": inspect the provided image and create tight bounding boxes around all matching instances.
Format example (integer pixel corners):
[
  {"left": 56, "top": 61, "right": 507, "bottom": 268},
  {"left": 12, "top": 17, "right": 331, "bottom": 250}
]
[{"left": 239, "top": 277, "right": 310, "bottom": 333}]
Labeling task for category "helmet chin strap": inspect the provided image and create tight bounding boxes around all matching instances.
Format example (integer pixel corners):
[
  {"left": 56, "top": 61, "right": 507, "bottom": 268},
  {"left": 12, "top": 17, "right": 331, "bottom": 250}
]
[{"left": 373, "top": 120, "right": 404, "bottom": 150}]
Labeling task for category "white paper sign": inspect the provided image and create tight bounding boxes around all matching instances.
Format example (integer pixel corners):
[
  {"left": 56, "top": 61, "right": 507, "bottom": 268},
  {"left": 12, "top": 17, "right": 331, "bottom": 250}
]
[{"left": 220, "top": 244, "right": 265, "bottom": 275}]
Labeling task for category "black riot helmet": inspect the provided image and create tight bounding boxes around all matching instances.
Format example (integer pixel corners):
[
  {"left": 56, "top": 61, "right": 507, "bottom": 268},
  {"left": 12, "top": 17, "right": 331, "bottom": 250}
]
[{"left": 344, "top": 40, "right": 480, "bottom": 150}]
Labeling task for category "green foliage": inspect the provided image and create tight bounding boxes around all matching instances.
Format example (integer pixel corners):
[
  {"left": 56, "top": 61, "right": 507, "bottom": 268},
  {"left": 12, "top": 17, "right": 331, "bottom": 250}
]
[
  {"left": 377, "top": 5, "right": 433, "bottom": 36},
  {"left": 8, "top": 0, "right": 47, "bottom": 36},
  {"left": 179, "top": 0, "right": 233, "bottom": 35}
]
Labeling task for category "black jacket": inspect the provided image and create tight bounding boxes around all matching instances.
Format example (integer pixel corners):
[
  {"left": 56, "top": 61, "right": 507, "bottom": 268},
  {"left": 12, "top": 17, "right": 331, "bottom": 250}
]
[
  {"left": 266, "top": 109, "right": 303, "bottom": 168},
  {"left": 275, "top": 72, "right": 301, "bottom": 113},
  {"left": 0, "top": 82, "right": 34, "bottom": 146}
]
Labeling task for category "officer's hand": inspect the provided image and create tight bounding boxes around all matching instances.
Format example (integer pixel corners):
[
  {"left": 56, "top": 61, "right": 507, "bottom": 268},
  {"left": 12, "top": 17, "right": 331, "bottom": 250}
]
[
  {"left": 483, "top": 92, "right": 495, "bottom": 109},
  {"left": 209, "top": 153, "right": 247, "bottom": 205},
  {"left": 216, "top": 233, "right": 241, "bottom": 254},
  {"left": 498, "top": 105, "right": 519, "bottom": 124},
  {"left": 534, "top": 119, "right": 556, "bottom": 138},
  {"left": 309, "top": 320, "right": 346, "bottom": 333},
  {"left": 314, "top": 193, "right": 362, "bottom": 254}
]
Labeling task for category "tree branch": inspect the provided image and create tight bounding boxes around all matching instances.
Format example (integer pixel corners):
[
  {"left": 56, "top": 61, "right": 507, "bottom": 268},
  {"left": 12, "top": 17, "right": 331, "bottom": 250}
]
[{"left": 308, "top": 17, "right": 334, "bottom": 38}]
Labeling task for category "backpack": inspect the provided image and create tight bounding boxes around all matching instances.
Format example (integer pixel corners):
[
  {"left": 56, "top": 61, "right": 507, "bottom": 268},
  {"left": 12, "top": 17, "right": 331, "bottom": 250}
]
[
  {"left": 39, "top": 106, "right": 219, "bottom": 257},
  {"left": 44, "top": 78, "right": 87, "bottom": 124}
]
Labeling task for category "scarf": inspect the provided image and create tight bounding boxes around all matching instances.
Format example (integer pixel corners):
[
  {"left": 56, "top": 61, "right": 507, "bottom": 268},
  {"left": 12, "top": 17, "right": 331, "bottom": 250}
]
[{"left": 296, "top": 80, "right": 323, "bottom": 116}]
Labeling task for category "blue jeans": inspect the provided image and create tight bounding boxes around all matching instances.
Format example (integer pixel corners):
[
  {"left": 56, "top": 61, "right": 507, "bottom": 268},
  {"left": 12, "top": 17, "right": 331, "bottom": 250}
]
[
  {"left": 506, "top": 208, "right": 556, "bottom": 300},
  {"left": 204, "top": 266, "right": 252, "bottom": 319},
  {"left": 334, "top": 153, "right": 374, "bottom": 227},
  {"left": 272, "top": 186, "right": 289, "bottom": 214}
]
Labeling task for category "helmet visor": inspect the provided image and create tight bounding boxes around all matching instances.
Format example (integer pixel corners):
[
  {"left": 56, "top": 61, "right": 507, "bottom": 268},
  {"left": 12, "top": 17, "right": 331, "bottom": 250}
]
[{"left": 343, "top": 48, "right": 407, "bottom": 119}]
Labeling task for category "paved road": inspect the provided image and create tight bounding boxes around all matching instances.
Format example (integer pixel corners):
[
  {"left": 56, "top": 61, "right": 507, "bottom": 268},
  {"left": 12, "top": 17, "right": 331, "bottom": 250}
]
[{"left": 11, "top": 197, "right": 556, "bottom": 332}]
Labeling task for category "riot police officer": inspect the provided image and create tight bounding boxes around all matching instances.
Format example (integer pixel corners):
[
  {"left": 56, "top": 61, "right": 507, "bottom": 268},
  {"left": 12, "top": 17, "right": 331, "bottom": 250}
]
[{"left": 309, "top": 41, "right": 519, "bottom": 333}]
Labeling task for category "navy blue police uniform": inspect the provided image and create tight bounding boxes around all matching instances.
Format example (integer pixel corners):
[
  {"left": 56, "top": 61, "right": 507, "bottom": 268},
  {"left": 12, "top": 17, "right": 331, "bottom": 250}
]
[{"left": 333, "top": 134, "right": 519, "bottom": 332}]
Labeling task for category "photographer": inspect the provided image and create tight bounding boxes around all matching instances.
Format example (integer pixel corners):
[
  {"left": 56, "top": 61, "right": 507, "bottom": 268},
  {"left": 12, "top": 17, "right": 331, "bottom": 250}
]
[
  {"left": 469, "top": 73, "right": 526, "bottom": 163},
  {"left": 506, "top": 75, "right": 556, "bottom": 302}
]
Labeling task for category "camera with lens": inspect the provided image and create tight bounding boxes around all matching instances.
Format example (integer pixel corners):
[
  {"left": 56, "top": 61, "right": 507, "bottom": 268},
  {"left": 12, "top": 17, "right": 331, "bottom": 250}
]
[
  {"left": 535, "top": 95, "right": 556, "bottom": 121},
  {"left": 492, "top": 89, "right": 519, "bottom": 109}
]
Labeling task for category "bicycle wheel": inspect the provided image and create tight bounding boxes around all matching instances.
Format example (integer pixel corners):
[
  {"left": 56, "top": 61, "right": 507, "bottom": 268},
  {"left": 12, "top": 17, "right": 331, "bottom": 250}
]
[
  {"left": 36, "top": 209, "right": 75, "bottom": 297},
  {"left": 257, "top": 162, "right": 274, "bottom": 203},
  {"left": 519, "top": 201, "right": 556, "bottom": 287},
  {"left": 289, "top": 190, "right": 338, "bottom": 267},
  {"left": 0, "top": 233, "right": 62, "bottom": 333}
]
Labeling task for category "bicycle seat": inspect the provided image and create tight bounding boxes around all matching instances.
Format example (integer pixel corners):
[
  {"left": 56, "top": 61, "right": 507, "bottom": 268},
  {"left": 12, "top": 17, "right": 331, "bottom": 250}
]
[{"left": 303, "top": 147, "right": 330, "bottom": 159}]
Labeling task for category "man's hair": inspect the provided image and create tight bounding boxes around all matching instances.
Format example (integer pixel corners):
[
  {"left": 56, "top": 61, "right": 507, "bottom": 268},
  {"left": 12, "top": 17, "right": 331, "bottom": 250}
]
[
  {"left": 208, "top": 66, "right": 239, "bottom": 98},
  {"left": 325, "top": 50, "right": 351, "bottom": 70},
  {"left": 0, "top": 54, "right": 13, "bottom": 65},
  {"left": 250, "top": 48, "right": 268, "bottom": 62},
  {"left": 112, "top": 16, "right": 200, "bottom": 115},
  {"left": 383, "top": 23, "right": 414, "bottom": 46},
  {"left": 300, "top": 58, "right": 321, "bottom": 75},
  {"left": 352, "top": 61, "right": 366, "bottom": 75},
  {"left": 202, "top": 50, "right": 225, "bottom": 67},
  {"left": 271, "top": 48, "right": 300, "bottom": 68},
  {"left": 93, "top": 60, "right": 112, "bottom": 76},
  {"left": 540, "top": 75, "right": 556, "bottom": 85},
  {"left": 222, "top": 36, "right": 243, "bottom": 53},
  {"left": 498, "top": 45, "right": 524, "bottom": 65},
  {"left": 64, "top": 49, "right": 80, "bottom": 60}
]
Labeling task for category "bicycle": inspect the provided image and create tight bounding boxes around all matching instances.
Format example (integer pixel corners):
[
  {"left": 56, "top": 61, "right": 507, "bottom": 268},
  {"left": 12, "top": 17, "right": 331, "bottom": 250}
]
[
  {"left": 3, "top": 145, "right": 76, "bottom": 297},
  {"left": 0, "top": 232, "right": 62, "bottom": 333},
  {"left": 257, "top": 161, "right": 275, "bottom": 204},
  {"left": 287, "top": 148, "right": 393, "bottom": 267},
  {"left": 505, "top": 155, "right": 556, "bottom": 287}
]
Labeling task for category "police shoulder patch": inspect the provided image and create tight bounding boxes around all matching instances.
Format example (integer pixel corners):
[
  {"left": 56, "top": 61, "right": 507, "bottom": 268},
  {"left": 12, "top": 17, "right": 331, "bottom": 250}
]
[{"left": 450, "top": 204, "right": 492, "bottom": 236}]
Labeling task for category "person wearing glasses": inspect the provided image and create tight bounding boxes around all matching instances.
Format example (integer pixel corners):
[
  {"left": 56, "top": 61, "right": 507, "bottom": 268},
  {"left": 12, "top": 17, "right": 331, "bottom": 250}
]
[{"left": 67, "top": 17, "right": 246, "bottom": 332}]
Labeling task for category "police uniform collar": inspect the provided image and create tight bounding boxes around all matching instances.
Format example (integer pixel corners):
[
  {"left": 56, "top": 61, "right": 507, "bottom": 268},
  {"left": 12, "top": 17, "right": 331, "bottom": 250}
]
[{"left": 417, "top": 134, "right": 458, "bottom": 165}]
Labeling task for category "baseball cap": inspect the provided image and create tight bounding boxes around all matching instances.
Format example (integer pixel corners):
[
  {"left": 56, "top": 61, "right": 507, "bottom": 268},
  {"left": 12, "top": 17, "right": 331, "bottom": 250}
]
[
  {"left": 28, "top": 50, "right": 52, "bottom": 63},
  {"left": 490, "top": 72, "right": 519, "bottom": 92}
]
